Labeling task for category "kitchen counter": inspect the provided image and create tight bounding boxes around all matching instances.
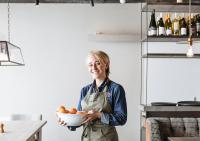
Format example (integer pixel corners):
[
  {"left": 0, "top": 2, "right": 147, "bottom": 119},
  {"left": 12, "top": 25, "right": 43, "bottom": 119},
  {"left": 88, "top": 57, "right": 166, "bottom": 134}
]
[{"left": 0, "top": 120, "right": 47, "bottom": 141}]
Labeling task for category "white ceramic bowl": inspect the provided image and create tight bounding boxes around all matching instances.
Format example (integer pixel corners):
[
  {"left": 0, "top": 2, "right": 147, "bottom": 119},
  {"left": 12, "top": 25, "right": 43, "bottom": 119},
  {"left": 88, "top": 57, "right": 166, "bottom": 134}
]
[{"left": 57, "top": 113, "right": 86, "bottom": 126}]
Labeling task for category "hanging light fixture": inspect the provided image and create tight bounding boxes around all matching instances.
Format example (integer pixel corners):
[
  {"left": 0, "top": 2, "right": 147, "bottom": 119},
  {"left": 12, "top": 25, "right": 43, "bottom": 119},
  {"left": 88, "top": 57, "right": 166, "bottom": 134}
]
[
  {"left": 0, "top": 0, "right": 24, "bottom": 66},
  {"left": 120, "top": 0, "right": 126, "bottom": 4},
  {"left": 186, "top": 0, "right": 194, "bottom": 57},
  {"left": 186, "top": 36, "right": 194, "bottom": 57},
  {"left": 177, "top": 0, "right": 199, "bottom": 57}
]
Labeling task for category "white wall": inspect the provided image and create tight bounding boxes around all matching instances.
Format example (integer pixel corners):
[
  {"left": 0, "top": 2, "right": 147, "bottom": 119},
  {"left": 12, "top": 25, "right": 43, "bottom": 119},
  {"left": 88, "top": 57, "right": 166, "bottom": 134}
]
[
  {"left": 142, "top": 42, "right": 200, "bottom": 104},
  {"left": 0, "top": 3, "right": 141, "bottom": 141}
]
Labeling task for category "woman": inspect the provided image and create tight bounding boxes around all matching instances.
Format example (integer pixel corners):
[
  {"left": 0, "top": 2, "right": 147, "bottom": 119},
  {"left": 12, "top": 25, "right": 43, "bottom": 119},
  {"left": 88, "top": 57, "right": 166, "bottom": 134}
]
[{"left": 61, "top": 50, "right": 127, "bottom": 141}]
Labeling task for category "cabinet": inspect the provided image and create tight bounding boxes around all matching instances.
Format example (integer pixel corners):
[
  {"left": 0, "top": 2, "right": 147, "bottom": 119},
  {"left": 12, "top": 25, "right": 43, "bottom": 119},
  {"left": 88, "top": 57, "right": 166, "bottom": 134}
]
[{"left": 140, "top": 1, "right": 200, "bottom": 140}]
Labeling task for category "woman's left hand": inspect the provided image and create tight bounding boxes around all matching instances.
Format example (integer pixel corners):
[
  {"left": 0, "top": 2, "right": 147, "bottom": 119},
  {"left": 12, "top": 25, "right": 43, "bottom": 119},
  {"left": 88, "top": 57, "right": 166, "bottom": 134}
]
[{"left": 82, "top": 110, "right": 101, "bottom": 124}]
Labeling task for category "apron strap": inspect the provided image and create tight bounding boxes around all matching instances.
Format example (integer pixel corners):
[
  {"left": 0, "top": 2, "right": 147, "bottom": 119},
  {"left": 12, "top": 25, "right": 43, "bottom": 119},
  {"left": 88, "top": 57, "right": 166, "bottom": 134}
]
[{"left": 87, "top": 79, "right": 111, "bottom": 95}]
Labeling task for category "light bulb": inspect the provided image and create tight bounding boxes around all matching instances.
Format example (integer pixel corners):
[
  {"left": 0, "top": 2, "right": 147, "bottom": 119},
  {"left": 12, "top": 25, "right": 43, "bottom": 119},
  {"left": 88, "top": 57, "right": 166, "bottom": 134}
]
[
  {"left": 120, "top": 0, "right": 126, "bottom": 4},
  {"left": 186, "top": 45, "right": 194, "bottom": 57},
  {"left": 177, "top": 0, "right": 183, "bottom": 3}
]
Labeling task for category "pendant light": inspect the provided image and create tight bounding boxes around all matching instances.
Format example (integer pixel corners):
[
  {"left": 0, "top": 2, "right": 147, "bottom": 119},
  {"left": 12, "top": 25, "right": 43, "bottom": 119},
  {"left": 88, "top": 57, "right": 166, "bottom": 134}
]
[
  {"left": 186, "top": 0, "right": 194, "bottom": 57},
  {"left": 0, "top": 0, "right": 24, "bottom": 66},
  {"left": 186, "top": 36, "right": 194, "bottom": 57},
  {"left": 177, "top": 0, "right": 200, "bottom": 57},
  {"left": 120, "top": 0, "right": 126, "bottom": 4}
]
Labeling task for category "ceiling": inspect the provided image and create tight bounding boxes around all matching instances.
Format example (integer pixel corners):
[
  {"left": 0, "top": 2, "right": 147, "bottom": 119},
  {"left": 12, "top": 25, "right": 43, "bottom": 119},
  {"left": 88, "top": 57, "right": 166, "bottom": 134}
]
[{"left": 0, "top": 0, "right": 142, "bottom": 3}]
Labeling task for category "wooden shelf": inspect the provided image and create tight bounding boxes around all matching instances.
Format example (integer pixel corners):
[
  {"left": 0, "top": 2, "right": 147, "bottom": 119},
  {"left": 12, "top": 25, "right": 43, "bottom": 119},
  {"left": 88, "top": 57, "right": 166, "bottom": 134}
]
[
  {"left": 142, "top": 1, "right": 200, "bottom": 12},
  {"left": 142, "top": 36, "right": 200, "bottom": 42},
  {"left": 88, "top": 33, "right": 140, "bottom": 42},
  {"left": 142, "top": 53, "right": 200, "bottom": 58}
]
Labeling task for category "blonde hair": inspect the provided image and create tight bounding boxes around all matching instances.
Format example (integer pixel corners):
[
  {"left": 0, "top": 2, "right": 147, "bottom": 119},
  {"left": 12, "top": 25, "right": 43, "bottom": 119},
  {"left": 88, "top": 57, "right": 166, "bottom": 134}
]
[{"left": 87, "top": 50, "right": 110, "bottom": 77}]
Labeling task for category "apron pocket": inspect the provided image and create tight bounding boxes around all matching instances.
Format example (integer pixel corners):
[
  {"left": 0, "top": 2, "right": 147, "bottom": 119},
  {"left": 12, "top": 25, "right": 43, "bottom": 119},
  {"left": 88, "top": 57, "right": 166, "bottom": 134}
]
[
  {"left": 100, "top": 128, "right": 106, "bottom": 138},
  {"left": 101, "top": 127, "right": 118, "bottom": 141}
]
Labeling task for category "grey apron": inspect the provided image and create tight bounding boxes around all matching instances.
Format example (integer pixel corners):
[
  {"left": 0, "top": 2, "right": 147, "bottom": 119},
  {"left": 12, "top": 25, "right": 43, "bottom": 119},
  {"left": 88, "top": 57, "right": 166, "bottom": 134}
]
[{"left": 81, "top": 83, "right": 118, "bottom": 141}]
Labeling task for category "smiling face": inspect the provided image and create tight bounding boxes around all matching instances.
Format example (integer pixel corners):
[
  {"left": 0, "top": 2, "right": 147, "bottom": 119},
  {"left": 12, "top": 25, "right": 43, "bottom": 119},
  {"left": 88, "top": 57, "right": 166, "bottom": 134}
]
[{"left": 87, "top": 54, "right": 107, "bottom": 80}]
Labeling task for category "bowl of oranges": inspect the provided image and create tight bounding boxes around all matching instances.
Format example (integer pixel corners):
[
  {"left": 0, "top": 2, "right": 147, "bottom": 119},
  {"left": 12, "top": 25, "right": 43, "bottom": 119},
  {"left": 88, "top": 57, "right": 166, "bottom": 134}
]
[{"left": 56, "top": 106, "right": 87, "bottom": 126}]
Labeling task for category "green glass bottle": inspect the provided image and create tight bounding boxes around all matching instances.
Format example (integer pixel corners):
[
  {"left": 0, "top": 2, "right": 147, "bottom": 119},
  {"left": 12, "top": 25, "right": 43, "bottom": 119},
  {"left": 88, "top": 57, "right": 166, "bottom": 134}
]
[
  {"left": 148, "top": 9, "right": 157, "bottom": 36},
  {"left": 164, "top": 13, "right": 172, "bottom": 36},
  {"left": 196, "top": 14, "right": 200, "bottom": 37},
  {"left": 157, "top": 13, "right": 165, "bottom": 36},
  {"left": 172, "top": 13, "right": 180, "bottom": 36},
  {"left": 190, "top": 14, "right": 196, "bottom": 37},
  {"left": 180, "top": 14, "right": 187, "bottom": 36}
]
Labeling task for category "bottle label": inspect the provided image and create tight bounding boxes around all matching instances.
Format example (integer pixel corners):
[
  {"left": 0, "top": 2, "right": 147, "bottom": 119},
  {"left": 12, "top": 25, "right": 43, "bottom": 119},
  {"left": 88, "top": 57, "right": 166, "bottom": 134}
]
[
  {"left": 149, "top": 27, "right": 157, "bottom": 36},
  {"left": 174, "top": 22, "right": 179, "bottom": 31},
  {"left": 159, "top": 27, "right": 165, "bottom": 35},
  {"left": 197, "top": 23, "right": 200, "bottom": 32},
  {"left": 150, "top": 30, "right": 157, "bottom": 36},
  {"left": 181, "top": 28, "right": 187, "bottom": 35},
  {"left": 166, "top": 29, "right": 172, "bottom": 36},
  {"left": 148, "top": 30, "right": 151, "bottom": 36}
]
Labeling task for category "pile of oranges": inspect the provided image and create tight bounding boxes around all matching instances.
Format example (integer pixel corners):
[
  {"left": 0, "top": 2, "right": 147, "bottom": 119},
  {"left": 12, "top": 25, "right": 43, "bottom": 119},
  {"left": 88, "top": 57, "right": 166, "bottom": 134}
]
[{"left": 57, "top": 105, "right": 87, "bottom": 115}]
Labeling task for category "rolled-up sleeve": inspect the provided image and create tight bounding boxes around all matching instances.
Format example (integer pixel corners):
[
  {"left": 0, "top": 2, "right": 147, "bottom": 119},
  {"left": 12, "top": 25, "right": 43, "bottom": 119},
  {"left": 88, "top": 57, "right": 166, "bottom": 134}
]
[
  {"left": 100, "top": 85, "right": 127, "bottom": 126},
  {"left": 77, "top": 88, "right": 85, "bottom": 111}
]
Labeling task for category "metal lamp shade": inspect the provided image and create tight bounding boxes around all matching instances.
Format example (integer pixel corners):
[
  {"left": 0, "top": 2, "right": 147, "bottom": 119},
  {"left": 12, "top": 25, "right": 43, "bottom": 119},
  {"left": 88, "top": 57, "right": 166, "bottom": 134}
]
[{"left": 0, "top": 41, "right": 24, "bottom": 66}]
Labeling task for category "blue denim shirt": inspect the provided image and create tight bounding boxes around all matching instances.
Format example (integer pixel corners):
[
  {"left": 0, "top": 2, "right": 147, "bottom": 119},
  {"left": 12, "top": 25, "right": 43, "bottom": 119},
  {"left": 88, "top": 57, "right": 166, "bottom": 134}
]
[{"left": 77, "top": 79, "right": 127, "bottom": 126}]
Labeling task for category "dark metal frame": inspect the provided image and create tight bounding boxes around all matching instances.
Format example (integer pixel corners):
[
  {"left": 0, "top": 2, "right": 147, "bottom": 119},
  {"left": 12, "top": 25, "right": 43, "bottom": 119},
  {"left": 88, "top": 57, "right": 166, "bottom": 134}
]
[
  {"left": 0, "top": 41, "right": 25, "bottom": 66},
  {"left": 0, "top": 0, "right": 145, "bottom": 3},
  {"left": 140, "top": 1, "right": 200, "bottom": 140}
]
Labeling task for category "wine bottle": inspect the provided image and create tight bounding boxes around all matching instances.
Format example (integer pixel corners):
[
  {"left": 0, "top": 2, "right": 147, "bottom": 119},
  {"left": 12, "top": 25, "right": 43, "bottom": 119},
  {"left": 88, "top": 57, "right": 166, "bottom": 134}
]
[
  {"left": 156, "top": 16, "right": 160, "bottom": 36},
  {"left": 149, "top": 9, "right": 157, "bottom": 36},
  {"left": 186, "top": 15, "right": 190, "bottom": 36},
  {"left": 164, "top": 13, "right": 172, "bottom": 36},
  {"left": 180, "top": 14, "right": 187, "bottom": 36},
  {"left": 190, "top": 14, "right": 196, "bottom": 37},
  {"left": 157, "top": 13, "right": 165, "bottom": 36},
  {"left": 172, "top": 13, "right": 180, "bottom": 36},
  {"left": 196, "top": 14, "right": 200, "bottom": 37}
]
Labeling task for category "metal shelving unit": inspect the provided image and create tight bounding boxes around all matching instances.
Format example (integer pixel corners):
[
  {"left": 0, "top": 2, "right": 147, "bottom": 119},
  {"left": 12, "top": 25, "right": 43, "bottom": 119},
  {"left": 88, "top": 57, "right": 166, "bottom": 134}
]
[
  {"left": 142, "top": 53, "right": 200, "bottom": 58},
  {"left": 140, "top": 1, "right": 200, "bottom": 140},
  {"left": 142, "top": 2, "right": 200, "bottom": 13},
  {"left": 142, "top": 36, "right": 200, "bottom": 42},
  {"left": 141, "top": 0, "right": 200, "bottom": 59},
  {"left": 140, "top": 0, "right": 200, "bottom": 106}
]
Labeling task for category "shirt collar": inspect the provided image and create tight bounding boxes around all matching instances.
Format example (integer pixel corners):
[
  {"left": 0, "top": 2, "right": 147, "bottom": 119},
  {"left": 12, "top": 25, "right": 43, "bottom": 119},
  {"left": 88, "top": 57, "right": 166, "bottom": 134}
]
[{"left": 92, "top": 78, "right": 110, "bottom": 92}]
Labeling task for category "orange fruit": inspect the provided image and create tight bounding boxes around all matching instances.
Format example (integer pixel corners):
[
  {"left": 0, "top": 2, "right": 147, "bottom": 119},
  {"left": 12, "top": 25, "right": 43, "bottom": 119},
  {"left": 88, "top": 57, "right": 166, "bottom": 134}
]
[
  {"left": 58, "top": 108, "right": 65, "bottom": 113},
  {"left": 69, "top": 108, "right": 77, "bottom": 114},
  {"left": 63, "top": 109, "right": 69, "bottom": 114},
  {"left": 57, "top": 105, "right": 65, "bottom": 111},
  {"left": 57, "top": 105, "right": 69, "bottom": 113}
]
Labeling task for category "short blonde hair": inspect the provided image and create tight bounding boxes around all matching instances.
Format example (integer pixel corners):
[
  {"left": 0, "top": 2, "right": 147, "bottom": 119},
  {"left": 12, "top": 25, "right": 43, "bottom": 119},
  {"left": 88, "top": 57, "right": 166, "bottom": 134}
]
[{"left": 87, "top": 50, "right": 110, "bottom": 77}]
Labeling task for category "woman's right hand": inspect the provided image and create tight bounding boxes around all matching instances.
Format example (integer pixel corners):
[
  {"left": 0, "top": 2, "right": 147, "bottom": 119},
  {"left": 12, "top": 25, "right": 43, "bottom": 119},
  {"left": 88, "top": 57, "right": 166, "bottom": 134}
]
[
  {"left": 58, "top": 117, "right": 68, "bottom": 126},
  {"left": 56, "top": 113, "right": 67, "bottom": 127}
]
